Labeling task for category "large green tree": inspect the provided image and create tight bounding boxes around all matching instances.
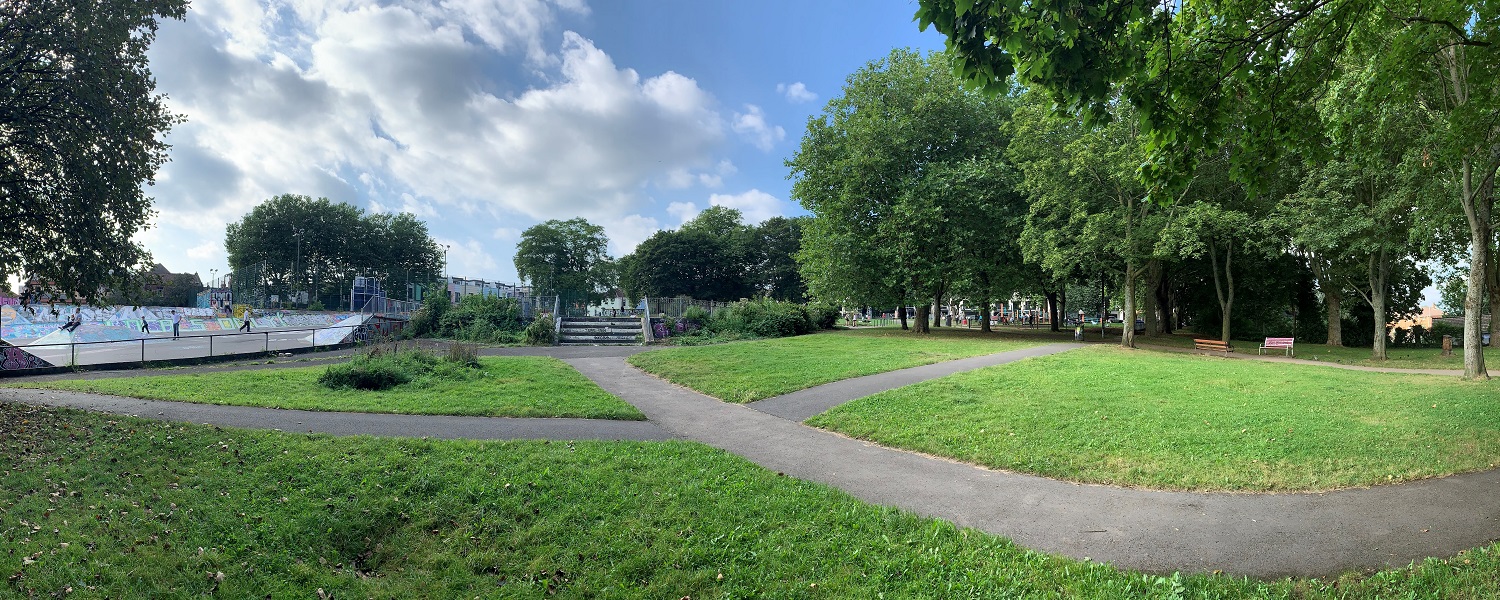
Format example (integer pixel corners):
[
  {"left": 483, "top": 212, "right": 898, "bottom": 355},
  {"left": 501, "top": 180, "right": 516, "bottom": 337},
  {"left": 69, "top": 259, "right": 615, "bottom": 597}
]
[
  {"left": 1, "top": 0, "right": 187, "bottom": 300},
  {"left": 916, "top": 0, "right": 1500, "bottom": 377},
  {"left": 513, "top": 218, "right": 615, "bottom": 301},
  {"left": 225, "top": 195, "right": 441, "bottom": 308},
  {"left": 787, "top": 49, "right": 1011, "bottom": 333}
]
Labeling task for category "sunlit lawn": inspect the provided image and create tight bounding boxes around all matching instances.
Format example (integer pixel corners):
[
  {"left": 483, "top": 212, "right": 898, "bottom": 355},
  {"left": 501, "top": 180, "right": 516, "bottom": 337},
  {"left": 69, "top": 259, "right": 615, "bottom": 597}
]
[
  {"left": 10, "top": 356, "right": 644, "bottom": 420},
  {"left": 629, "top": 327, "right": 1048, "bottom": 402},
  {"left": 4, "top": 403, "right": 1500, "bottom": 598},
  {"left": 809, "top": 345, "right": 1500, "bottom": 491},
  {"left": 1134, "top": 333, "right": 1483, "bottom": 370}
]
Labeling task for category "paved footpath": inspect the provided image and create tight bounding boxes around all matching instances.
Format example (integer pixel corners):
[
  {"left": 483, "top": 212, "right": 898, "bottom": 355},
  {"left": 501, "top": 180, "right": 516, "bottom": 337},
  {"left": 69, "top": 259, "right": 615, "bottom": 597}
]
[{"left": 5, "top": 342, "right": 1500, "bottom": 578}]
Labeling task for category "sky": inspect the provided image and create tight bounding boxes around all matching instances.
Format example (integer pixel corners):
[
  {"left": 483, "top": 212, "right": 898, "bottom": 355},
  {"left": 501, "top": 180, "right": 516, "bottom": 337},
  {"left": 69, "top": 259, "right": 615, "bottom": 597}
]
[{"left": 138, "top": 0, "right": 951, "bottom": 285}]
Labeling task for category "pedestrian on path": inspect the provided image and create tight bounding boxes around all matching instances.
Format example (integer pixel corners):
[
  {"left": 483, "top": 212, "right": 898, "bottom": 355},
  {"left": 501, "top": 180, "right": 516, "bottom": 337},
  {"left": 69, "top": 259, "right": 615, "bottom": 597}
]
[
  {"left": 239, "top": 307, "right": 253, "bottom": 333},
  {"left": 171, "top": 310, "right": 182, "bottom": 338},
  {"left": 140, "top": 315, "right": 150, "bottom": 334}
]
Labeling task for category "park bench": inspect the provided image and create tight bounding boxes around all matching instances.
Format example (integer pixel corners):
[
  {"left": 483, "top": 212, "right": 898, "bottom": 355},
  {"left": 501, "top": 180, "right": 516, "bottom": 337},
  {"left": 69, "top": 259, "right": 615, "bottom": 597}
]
[
  {"left": 1259, "top": 337, "right": 1295, "bottom": 356},
  {"left": 1194, "top": 339, "right": 1231, "bottom": 352}
]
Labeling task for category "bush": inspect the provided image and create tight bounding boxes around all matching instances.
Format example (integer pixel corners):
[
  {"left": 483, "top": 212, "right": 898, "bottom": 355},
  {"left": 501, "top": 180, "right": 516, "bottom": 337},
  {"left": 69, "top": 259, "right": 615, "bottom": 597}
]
[
  {"left": 307, "top": 299, "right": 326, "bottom": 311},
  {"left": 318, "top": 347, "right": 479, "bottom": 390},
  {"left": 682, "top": 305, "right": 711, "bottom": 324},
  {"left": 707, "top": 298, "right": 813, "bottom": 338},
  {"left": 806, "top": 301, "right": 840, "bottom": 330},
  {"left": 523, "top": 314, "right": 556, "bottom": 346}
]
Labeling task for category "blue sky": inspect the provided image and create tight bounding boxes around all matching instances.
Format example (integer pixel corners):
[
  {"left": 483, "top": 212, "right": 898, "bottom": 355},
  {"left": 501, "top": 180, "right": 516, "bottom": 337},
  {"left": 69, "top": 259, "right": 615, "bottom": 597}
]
[{"left": 138, "top": 0, "right": 949, "bottom": 285}]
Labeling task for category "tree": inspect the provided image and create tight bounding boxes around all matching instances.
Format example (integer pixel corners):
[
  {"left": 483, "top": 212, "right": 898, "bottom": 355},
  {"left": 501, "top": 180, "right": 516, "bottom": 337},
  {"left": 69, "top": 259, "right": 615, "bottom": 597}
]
[
  {"left": 787, "top": 49, "right": 1010, "bottom": 333},
  {"left": 1010, "top": 92, "right": 1166, "bottom": 347},
  {"left": 917, "top": 0, "right": 1500, "bottom": 377},
  {"left": 1, "top": 0, "right": 187, "bottom": 300},
  {"left": 514, "top": 218, "right": 615, "bottom": 301},
  {"left": 225, "top": 195, "right": 441, "bottom": 308},
  {"left": 743, "top": 216, "right": 808, "bottom": 301},
  {"left": 621, "top": 229, "right": 745, "bottom": 301}
]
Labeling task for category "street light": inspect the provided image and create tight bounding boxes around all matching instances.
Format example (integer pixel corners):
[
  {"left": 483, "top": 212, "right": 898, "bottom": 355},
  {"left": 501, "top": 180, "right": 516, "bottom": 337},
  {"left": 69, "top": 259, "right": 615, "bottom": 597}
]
[
  {"left": 442, "top": 244, "right": 451, "bottom": 299},
  {"left": 292, "top": 227, "right": 303, "bottom": 307}
]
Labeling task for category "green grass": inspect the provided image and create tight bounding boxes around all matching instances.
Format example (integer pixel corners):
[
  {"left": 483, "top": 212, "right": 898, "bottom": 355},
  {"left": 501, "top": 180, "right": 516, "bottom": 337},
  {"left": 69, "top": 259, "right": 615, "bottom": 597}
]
[
  {"left": 4, "top": 403, "right": 1500, "bottom": 598},
  {"left": 809, "top": 345, "right": 1500, "bottom": 491},
  {"left": 1136, "top": 333, "right": 1486, "bottom": 370},
  {"left": 12, "top": 356, "right": 644, "bottom": 420},
  {"left": 629, "top": 328, "right": 1049, "bottom": 402}
]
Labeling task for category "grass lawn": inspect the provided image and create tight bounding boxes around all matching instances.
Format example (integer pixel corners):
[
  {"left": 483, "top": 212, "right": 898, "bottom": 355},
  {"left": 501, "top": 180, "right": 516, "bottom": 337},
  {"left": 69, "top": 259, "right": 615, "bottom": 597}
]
[
  {"left": 629, "top": 328, "right": 1048, "bottom": 402},
  {"left": 808, "top": 345, "right": 1500, "bottom": 491},
  {"left": 1136, "top": 333, "right": 1486, "bottom": 370},
  {"left": 4, "top": 404, "right": 1499, "bottom": 598},
  {"left": 10, "top": 356, "right": 644, "bottom": 420}
]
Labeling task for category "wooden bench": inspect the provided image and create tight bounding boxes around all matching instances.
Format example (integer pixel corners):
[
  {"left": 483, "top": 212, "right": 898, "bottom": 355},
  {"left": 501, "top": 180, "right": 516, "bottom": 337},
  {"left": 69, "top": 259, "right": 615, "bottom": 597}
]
[
  {"left": 1259, "top": 337, "right": 1295, "bottom": 356},
  {"left": 1194, "top": 339, "right": 1231, "bottom": 352}
]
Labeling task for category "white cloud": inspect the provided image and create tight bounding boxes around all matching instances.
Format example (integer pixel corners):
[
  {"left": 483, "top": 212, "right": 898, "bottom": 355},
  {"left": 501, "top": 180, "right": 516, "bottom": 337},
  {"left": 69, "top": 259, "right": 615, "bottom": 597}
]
[
  {"left": 709, "top": 189, "right": 787, "bottom": 224},
  {"left": 605, "top": 214, "right": 663, "bottom": 256},
  {"left": 731, "top": 104, "right": 785, "bottom": 152},
  {"left": 493, "top": 227, "right": 522, "bottom": 241},
  {"left": 666, "top": 201, "right": 700, "bottom": 225},
  {"left": 438, "top": 238, "right": 500, "bottom": 279},
  {"left": 776, "top": 81, "right": 817, "bottom": 103}
]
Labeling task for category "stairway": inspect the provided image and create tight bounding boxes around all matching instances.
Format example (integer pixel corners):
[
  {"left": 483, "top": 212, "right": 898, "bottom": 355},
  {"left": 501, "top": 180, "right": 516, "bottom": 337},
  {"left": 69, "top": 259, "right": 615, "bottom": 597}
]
[{"left": 557, "top": 316, "right": 642, "bottom": 346}]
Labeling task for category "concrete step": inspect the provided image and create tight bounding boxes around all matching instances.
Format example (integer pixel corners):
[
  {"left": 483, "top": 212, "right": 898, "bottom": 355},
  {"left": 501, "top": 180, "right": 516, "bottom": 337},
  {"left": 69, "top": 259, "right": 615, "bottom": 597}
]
[
  {"left": 558, "top": 334, "right": 640, "bottom": 343},
  {"left": 562, "top": 317, "right": 641, "bottom": 324},
  {"left": 560, "top": 326, "right": 640, "bottom": 334}
]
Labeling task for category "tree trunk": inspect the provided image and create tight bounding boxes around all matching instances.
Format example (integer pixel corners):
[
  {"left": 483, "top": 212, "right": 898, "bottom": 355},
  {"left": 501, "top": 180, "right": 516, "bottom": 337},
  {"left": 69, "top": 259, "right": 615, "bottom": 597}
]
[
  {"left": 1154, "top": 273, "right": 1173, "bottom": 334},
  {"left": 931, "top": 298, "right": 941, "bottom": 328},
  {"left": 898, "top": 305, "right": 908, "bottom": 330},
  {"left": 1143, "top": 260, "right": 1161, "bottom": 336},
  {"left": 1045, "top": 291, "right": 1060, "bottom": 332},
  {"left": 913, "top": 303, "right": 930, "bottom": 334},
  {"left": 1325, "top": 290, "right": 1344, "bottom": 347},
  {"left": 1121, "top": 264, "right": 1137, "bottom": 348},
  {"left": 1098, "top": 275, "right": 1107, "bottom": 339},
  {"left": 1309, "top": 258, "right": 1343, "bottom": 346},
  {"left": 1459, "top": 156, "right": 1492, "bottom": 380},
  {"left": 1209, "top": 242, "right": 1234, "bottom": 344},
  {"left": 980, "top": 298, "right": 992, "bottom": 332},
  {"left": 1370, "top": 250, "right": 1389, "bottom": 361}
]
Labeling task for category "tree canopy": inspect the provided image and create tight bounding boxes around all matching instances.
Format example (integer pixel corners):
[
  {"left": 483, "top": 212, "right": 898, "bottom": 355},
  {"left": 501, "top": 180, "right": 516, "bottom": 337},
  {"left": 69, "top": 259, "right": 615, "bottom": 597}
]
[
  {"left": 1, "top": 0, "right": 187, "bottom": 301},
  {"left": 224, "top": 194, "right": 442, "bottom": 309},
  {"left": 513, "top": 218, "right": 616, "bottom": 301}
]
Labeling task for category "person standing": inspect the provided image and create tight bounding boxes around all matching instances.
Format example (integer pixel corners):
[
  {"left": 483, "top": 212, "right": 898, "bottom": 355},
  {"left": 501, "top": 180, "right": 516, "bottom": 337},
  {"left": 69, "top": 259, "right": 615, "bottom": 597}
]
[
  {"left": 171, "top": 310, "right": 182, "bottom": 339},
  {"left": 239, "top": 307, "right": 253, "bottom": 333}
]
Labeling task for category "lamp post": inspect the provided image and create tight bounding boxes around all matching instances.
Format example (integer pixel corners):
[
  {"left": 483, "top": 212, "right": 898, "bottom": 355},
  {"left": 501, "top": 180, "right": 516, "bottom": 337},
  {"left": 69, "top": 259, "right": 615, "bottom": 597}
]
[
  {"left": 292, "top": 227, "right": 303, "bottom": 307},
  {"left": 442, "top": 244, "right": 451, "bottom": 302}
]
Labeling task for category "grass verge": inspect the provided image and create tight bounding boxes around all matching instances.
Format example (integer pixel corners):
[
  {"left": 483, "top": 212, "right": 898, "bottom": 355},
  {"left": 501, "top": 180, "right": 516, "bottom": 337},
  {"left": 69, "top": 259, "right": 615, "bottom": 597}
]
[
  {"left": 10, "top": 356, "right": 643, "bottom": 420},
  {"left": 1135, "top": 333, "right": 1485, "bottom": 370},
  {"left": 4, "top": 403, "right": 1499, "bottom": 598},
  {"left": 808, "top": 345, "right": 1500, "bottom": 491},
  {"left": 629, "top": 328, "right": 1047, "bottom": 402}
]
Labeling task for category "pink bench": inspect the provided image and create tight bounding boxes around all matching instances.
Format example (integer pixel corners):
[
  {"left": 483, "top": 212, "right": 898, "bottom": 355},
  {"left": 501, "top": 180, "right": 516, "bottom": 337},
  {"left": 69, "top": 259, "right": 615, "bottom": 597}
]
[{"left": 1259, "top": 337, "right": 1295, "bottom": 356}]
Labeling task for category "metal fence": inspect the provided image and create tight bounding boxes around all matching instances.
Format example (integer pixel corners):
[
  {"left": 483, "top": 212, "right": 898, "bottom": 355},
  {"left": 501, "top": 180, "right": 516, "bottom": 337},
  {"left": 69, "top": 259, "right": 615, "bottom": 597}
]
[
  {"left": 0, "top": 323, "right": 382, "bottom": 374},
  {"left": 645, "top": 297, "right": 734, "bottom": 318},
  {"left": 357, "top": 295, "right": 421, "bottom": 318}
]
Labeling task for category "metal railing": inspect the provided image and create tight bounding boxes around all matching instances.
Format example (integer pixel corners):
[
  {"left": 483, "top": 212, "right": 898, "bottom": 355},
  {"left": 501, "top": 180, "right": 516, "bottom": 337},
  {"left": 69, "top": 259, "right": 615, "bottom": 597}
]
[
  {"left": 357, "top": 295, "right": 421, "bottom": 318},
  {"left": 0, "top": 322, "right": 382, "bottom": 374}
]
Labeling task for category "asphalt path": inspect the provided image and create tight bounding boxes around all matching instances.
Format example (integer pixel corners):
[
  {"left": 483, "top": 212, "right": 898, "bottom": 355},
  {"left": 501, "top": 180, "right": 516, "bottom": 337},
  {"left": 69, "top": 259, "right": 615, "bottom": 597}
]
[{"left": 5, "top": 340, "right": 1499, "bottom": 578}]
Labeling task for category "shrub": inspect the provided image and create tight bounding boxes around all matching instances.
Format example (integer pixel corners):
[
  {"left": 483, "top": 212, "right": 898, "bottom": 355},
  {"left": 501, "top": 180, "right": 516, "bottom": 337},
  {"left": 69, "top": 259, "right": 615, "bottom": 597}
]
[
  {"left": 806, "top": 301, "right": 840, "bottom": 330},
  {"left": 682, "top": 305, "right": 711, "bottom": 324},
  {"left": 523, "top": 314, "right": 556, "bottom": 346},
  {"left": 318, "top": 348, "right": 477, "bottom": 390},
  {"left": 708, "top": 298, "right": 813, "bottom": 338},
  {"left": 307, "top": 299, "right": 326, "bottom": 311}
]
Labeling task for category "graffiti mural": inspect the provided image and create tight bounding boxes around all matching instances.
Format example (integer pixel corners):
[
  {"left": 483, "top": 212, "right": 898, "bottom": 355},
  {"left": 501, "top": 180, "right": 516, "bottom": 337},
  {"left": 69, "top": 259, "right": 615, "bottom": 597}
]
[{"left": 1, "top": 344, "right": 52, "bottom": 371}]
